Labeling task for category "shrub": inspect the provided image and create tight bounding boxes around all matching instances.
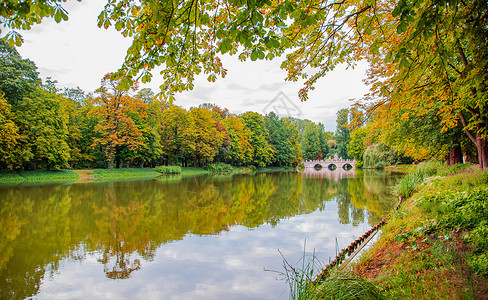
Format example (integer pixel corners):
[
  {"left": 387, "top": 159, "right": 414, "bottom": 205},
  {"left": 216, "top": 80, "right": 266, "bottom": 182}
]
[
  {"left": 374, "top": 161, "right": 386, "bottom": 169},
  {"left": 205, "top": 163, "right": 234, "bottom": 173},
  {"left": 155, "top": 165, "right": 182, "bottom": 174},
  {"left": 248, "top": 165, "right": 257, "bottom": 171}
]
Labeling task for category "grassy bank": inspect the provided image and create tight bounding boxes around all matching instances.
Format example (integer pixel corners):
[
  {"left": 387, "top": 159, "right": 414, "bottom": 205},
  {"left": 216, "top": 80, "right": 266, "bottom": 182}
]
[
  {"left": 353, "top": 162, "right": 488, "bottom": 299},
  {"left": 0, "top": 170, "right": 80, "bottom": 184},
  {"left": 91, "top": 168, "right": 161, "bottom": 178},
  {"left": 294, "top": 161, "right": 488, "bottom": 299},
  {"left": 0, "top": 165, "right": 293, "bottom": 184}
]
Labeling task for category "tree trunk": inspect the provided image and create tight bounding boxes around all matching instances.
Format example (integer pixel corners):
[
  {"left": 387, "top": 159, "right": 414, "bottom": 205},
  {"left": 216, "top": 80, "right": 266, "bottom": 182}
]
[
  {"left": 459, "top": 112, "right": 487, "bottom": 169},
  {"left": 448, "top": 145, "right": 463, "bottom": 165},
  {"left": 475, "top": 134, "right": 488, "bottom": 169}
]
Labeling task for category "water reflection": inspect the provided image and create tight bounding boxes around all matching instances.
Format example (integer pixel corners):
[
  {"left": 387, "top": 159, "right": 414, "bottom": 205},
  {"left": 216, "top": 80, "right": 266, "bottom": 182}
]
[
  {"left": 303, "top": 168, "right": 357, "bottom": 181},
  {"left": 0, "top": 171, "right": 401, "bottom": 299}
]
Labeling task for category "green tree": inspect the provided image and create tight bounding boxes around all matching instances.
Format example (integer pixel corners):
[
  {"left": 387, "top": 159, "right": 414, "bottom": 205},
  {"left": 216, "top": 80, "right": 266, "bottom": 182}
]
[
  {"left": 0, "top": 40, "right": 40, "bottom": 105},
  {"left": 242, "top": 112, "right": 274, "bottom": 167},
  {"left": 265, "top": 112, "right": 294, "bottom": 166},
  {"left": 301, "top": 123, "right": 321, "bottom": 160},
  {"left": 15, "top": 88, "right": 71, "bottom": 169},
  {"left": 336, "top": 108, "right": 351, "bottom": 159},
  {"left": 348, "top": 126, "right": 367, "bottom": 166}
]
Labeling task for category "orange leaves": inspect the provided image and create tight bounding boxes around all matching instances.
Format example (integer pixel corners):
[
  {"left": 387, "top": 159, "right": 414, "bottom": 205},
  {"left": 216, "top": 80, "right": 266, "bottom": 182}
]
[{"left": 89, "top": 74, "right": 148, "bottom": 164}]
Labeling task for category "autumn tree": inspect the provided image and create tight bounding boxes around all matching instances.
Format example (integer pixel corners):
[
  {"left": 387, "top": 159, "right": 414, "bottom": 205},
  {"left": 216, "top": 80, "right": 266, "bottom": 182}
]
[
  {"left": 0, "top": 93, "right": 21, "bottom": 169},
  {"left": 189, "top": 107, "right": 226, "bottom": 165},
  {"left": 159, "top": 105, "right": 196, "bottom": 166},
  {"left": 221, "top": 115, "right": 253, "bottom": 166},
  {"left": 88, "top": 73, "right": 145, "bottom": 168}
]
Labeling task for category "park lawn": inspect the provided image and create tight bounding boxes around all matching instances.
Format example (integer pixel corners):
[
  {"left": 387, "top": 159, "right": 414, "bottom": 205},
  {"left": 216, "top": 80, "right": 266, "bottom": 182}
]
[{"left": 0, "top": 169, "right": 80, "bottom": 183}]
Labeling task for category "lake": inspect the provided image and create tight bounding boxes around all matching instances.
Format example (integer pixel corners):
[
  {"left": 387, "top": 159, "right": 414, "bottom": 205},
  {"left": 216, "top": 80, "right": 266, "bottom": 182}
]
[{"left": 0, "top": 169, "right": 401, "bottom": 299}]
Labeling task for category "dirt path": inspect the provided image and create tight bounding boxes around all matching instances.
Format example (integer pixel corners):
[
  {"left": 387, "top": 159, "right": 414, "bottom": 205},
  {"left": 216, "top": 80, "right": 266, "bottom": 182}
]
[{"left": 72, "top": 170, "right": 95, "bottom": 183}]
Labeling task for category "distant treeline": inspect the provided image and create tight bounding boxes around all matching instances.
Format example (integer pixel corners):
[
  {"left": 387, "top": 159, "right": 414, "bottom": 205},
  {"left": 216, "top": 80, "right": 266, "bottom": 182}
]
[{"left": 0, "top": 41, "right": 345, "bottom": 170}]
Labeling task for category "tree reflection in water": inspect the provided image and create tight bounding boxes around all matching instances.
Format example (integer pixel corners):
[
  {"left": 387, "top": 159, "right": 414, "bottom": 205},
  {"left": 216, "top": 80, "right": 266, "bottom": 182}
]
[{"left": 0, "top": 170, "right": 401, "bottom": 298}]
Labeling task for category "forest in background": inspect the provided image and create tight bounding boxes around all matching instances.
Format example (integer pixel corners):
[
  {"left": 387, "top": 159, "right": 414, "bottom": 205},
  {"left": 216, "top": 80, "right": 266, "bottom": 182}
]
[{"left": 0, "top": 41, "right": 359, "bottom": 171}]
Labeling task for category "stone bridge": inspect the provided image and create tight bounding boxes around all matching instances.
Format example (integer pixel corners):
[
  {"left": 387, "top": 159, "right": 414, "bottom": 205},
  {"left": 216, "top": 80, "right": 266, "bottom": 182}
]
[{"left": 302, "top": 158, "right": 356, "bottom": 171}]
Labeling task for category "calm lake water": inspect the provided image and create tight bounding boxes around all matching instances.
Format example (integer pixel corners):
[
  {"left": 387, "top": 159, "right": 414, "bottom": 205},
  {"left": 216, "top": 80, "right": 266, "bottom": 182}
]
[{"left": 0, "top": 169, "right": 401, "bottom": 299}]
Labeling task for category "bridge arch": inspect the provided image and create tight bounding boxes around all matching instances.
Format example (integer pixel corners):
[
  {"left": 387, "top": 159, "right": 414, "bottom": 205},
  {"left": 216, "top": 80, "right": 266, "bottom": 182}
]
[
  {"left": 302, "top": 159, "right": 356, "bottom": 171},
  {"left": 313, "top": 164, "right": 323, "bottom": 170}
]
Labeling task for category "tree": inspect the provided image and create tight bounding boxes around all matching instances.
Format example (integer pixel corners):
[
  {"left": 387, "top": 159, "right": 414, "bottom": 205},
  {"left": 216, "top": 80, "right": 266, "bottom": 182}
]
[
  {"left": 15, "top": 88, "right": 71, "bottom": 169},
  {"left": 134, "top": 88, "right": 155, "bottom": 104},
  {"left": 336, "top": 109, "right": 351, "bottom": 159},
  {"left": 265, "top": 112, "right": 294, "bottom": 166},
  {"left": 63, "top": 87, "right": 86, "bottom": 104},
  {"left": 4, "top": 0, "right": 487, "bottom": 167},
  {"left": 301, "top": 123, "right": 321, "bottom": 160},
  {"left": 88, "top": 74, "right": 145, "bottom": 168},
  {"left": 242, "top": 112, "right": 274, "bottom": 167},
  {"left": 0, "top": 40, "right": 40, "bottom": 105},
  {"left": 0, "top": 93, "right": 21, "bottom": 169},
  {"left": 189, "top": 107, "right": 225, "bottom": 165},
  {"left": 348, "top": 127, "right": 367, "bottom": 165},
  {"left": 1, "top": 1, "right": 76, "bottom": 46},
  {"left": 221, "top": 115, "right": 253, "bottom": 166},
  {"left": 159, "top": 105, "right": 196, "bottom": 166}
]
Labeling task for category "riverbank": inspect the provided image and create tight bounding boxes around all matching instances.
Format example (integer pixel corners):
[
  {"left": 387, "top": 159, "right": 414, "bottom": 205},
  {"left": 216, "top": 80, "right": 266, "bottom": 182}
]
[
  {"left": 0, "top": 166, "right": 293, "bottom": 184},
  {"left": 298, "top": 162, "right": 488, "bottom": 299}
]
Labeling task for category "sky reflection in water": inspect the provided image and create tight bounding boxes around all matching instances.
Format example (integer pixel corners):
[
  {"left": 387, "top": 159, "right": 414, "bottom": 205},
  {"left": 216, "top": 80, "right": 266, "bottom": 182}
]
[{"left": 0, "top": 169, "right": 401, "bottom": 299}]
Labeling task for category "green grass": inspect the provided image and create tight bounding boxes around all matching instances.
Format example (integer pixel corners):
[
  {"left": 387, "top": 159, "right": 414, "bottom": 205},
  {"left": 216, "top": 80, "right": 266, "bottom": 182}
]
[
  {"left": 205, "top": 162, "right": 235, "bottom": 173},
  {"left": 155, "top": 165, "right": 182, "bottom": 174},
  {"left": 277, "top": 246, "right": 384, "bottom": 300},
  {"left": 0, "top": 170, "right": 79, "bottom": 184},
  {"left": 256, "top": 166, "right": 293, "bottom": 173},
  {"left": 91, "top": 168, "right": 160, "bottom": 178},
  {"left": 181, "top": 167, "right": 209, "bottom": 176},
  {"left": 0, "top": 171, "right": 24, "bottom": 182}
]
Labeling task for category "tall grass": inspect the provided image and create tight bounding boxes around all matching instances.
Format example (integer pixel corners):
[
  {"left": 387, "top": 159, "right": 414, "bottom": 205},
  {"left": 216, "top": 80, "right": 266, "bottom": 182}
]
[
  {"left": 277, "top": 245, "right": 384, "bottom": 300},
  {"left": 155, "top": 165, "right": 182, "bottom": 174},
  {"left": 394, "top": 161, "right": 445, "bottom": 197}
]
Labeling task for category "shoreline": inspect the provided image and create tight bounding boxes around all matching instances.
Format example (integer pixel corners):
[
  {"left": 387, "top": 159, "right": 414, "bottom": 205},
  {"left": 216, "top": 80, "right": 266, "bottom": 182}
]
[{"left": 0, "top": 166, "right": 294, "bottom": 185}]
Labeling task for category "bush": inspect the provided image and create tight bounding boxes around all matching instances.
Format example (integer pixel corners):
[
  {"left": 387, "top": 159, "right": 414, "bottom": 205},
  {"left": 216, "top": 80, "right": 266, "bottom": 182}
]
[
  {"left": 155, "top": 165, "right": 182, "bottom": 174},
  {"left": 437, "top": 187, "right": 488, "bottom": 275},
  {"left": 205, "top": 163, "right": 234, "bottom": 173},
  {"left": 248, "top": 165, "right": 257, "bottom": 171},
  {"left": 363, "top": 143, "right": 411, "bottom": 169},
  {"left": 374, "top": 161, "right": 386, "bottom": 169}
]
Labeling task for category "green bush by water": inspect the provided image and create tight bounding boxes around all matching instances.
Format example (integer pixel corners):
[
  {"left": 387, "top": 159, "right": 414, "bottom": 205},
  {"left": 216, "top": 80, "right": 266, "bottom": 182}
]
[{"left": 155, "top": 165, "right": 182, "bottom": 174}]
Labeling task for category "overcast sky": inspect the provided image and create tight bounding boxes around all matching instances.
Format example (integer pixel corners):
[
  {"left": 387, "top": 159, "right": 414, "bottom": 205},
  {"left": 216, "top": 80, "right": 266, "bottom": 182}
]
[{"left": 15, "top": 0, "right": 369, "bottom": 131}]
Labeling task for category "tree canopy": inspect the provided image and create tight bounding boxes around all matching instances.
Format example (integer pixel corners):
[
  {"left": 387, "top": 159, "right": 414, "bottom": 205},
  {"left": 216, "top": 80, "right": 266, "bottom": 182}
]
[{"left": 2, "top": 0, "right": 487, "bottom": 167}]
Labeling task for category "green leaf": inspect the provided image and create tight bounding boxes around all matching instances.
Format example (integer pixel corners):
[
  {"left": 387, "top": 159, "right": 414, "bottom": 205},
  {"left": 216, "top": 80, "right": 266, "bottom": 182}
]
[
  {"left": 54, "top": 11, "right": 62, "bottom": 23},
  {"left": 251, "top": 50, "right": 258, "bottom": 61}
]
